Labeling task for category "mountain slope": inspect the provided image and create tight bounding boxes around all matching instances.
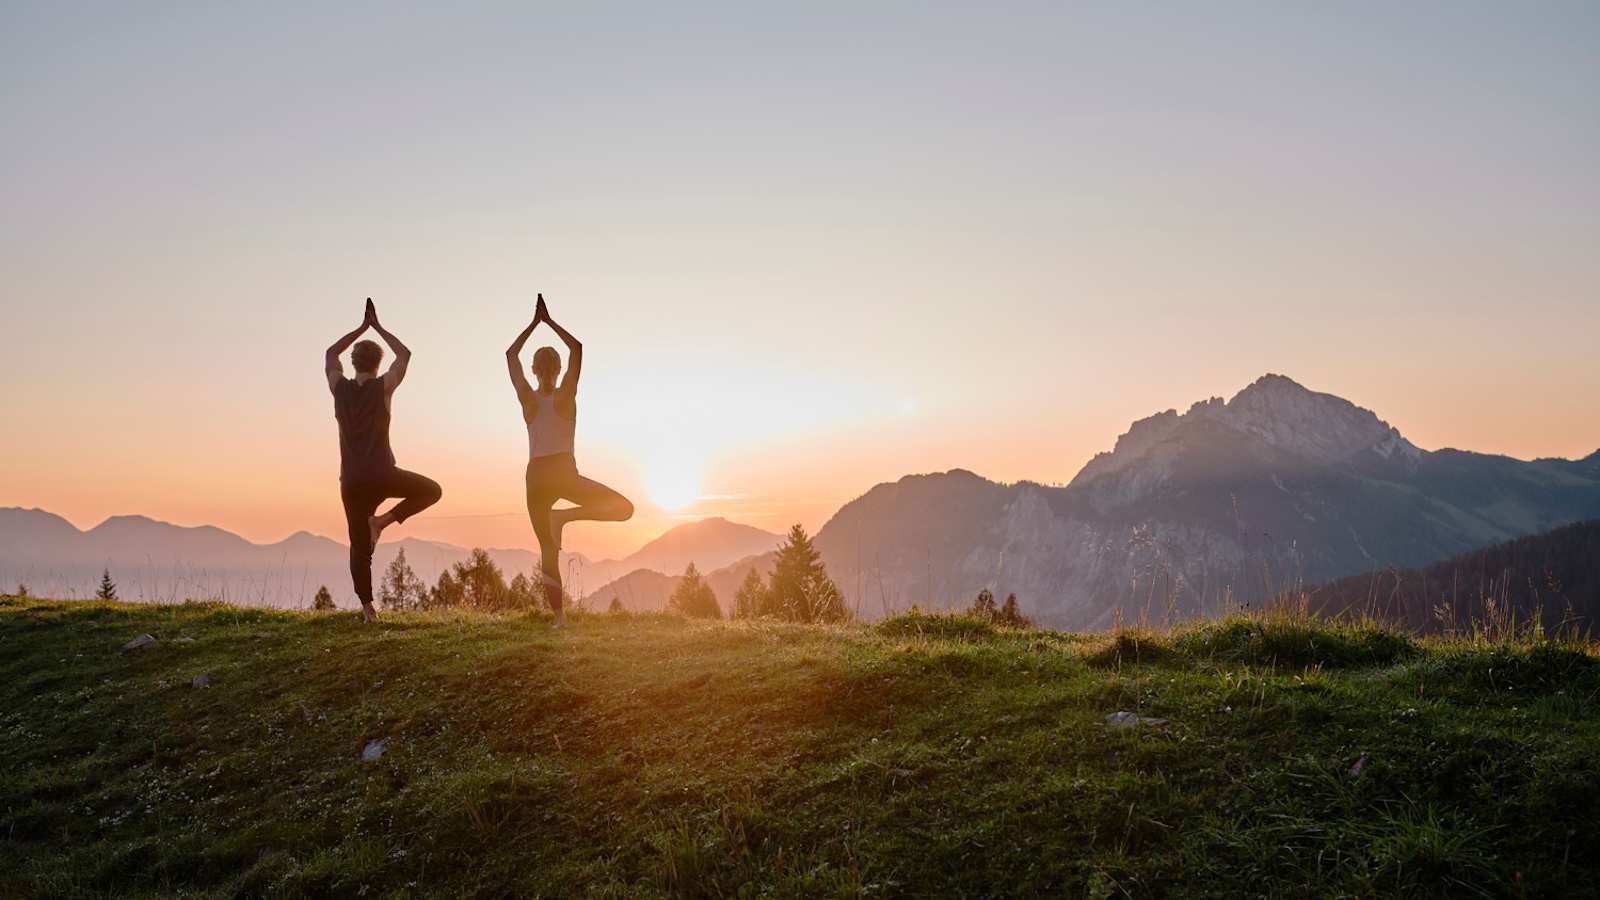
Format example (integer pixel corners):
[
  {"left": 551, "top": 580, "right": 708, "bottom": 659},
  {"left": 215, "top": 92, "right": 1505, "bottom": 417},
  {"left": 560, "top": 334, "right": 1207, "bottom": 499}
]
[
  {"left": 1307, "top": 519, "right": 1600, "bottom": 632},
  {"left": 586, "top": 552, "right": 776, "bottom": 614},
  {"left": 612, "top": 517, "right": 781, "bottom": 576},
  {"left": 815, "top": 375, "right": 1600, "bottom": 628}
]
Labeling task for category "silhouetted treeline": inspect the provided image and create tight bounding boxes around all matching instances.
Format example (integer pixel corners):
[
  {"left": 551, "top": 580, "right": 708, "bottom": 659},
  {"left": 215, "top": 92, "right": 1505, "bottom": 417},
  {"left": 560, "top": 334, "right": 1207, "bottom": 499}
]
[{"left": 1307, "top": 520, "right": 1600, "bottom": 634}]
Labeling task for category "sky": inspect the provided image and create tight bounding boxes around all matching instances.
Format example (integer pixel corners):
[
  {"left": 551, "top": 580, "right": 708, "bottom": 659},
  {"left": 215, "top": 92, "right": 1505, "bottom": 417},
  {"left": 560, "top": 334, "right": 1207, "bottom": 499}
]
[{"left": 3, "top": 2, "right": 1597, "bottom": 560}]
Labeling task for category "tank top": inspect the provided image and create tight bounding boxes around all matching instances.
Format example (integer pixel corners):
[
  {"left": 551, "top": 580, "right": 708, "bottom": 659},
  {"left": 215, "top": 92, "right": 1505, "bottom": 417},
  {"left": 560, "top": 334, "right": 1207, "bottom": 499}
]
[
  {"left": 334, "top": 376, "right": 395, "bottom": 481},
  {"left": 527, "top": 390, "right": 576, "bottom": 459}
]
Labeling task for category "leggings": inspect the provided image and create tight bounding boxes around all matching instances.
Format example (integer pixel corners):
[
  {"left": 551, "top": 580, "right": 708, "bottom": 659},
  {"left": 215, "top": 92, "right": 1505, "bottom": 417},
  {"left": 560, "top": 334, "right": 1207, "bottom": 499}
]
[
  {"left": 525, "top": 452, "right": 631, "bottom": 611},
  {"left": 341, "top": 468, "right": 443, "bottom": 605}
]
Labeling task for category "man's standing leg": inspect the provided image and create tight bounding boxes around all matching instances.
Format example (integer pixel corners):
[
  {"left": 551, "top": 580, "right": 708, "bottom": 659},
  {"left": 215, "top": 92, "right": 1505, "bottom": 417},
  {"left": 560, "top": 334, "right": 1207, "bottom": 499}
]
[{"left": 342, "top": 481, "right": 381, "bottom": 622}]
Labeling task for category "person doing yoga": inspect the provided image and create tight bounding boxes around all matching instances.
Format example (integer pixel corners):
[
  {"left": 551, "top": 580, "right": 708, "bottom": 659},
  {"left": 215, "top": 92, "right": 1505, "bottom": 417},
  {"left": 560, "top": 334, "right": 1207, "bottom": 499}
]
[
  {"left": 507, "top": 294, "right": 633, "bottom": 627},
  {"left": 326, "top": 299, "right": 443, "bottom": 623}
]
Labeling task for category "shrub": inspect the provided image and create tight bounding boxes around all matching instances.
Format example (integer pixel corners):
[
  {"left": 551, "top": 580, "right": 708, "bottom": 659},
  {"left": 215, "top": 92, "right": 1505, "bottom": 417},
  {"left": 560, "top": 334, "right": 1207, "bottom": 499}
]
[
  {"left": 1173, "top": 618, "right": 1418, "bottom": 668},
  {"left": 877, "top": 611, "right": 997, "bottom": 642},
  {"left": 1085, "top": 629, "right": 1173, "bottom": 668}
]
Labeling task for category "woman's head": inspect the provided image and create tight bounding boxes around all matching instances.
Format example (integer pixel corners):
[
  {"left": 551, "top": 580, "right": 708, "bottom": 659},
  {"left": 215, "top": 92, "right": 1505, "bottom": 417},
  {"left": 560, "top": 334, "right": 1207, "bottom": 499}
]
[{"left": 532, "top": 346, "right": 561, "bottom": 384}]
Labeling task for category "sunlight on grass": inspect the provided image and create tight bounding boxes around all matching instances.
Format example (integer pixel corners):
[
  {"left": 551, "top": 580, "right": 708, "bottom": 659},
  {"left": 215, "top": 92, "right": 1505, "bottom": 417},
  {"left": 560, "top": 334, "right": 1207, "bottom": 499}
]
[{"left": 2, "top": 595, "right": 1596, "bottom": 897}]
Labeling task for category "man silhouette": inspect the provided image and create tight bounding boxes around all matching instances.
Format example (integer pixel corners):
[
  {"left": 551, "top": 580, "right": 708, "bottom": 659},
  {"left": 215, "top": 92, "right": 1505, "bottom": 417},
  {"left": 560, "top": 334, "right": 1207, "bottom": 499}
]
[{"left": 325, "top": 299, "right": 442, "bottom": 622}]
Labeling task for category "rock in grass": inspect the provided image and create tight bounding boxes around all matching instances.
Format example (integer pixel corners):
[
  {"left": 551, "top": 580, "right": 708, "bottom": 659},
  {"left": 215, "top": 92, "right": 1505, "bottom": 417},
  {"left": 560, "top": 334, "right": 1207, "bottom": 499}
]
[
  {"left": 192, "top": 673, "right": 211, "bottom": 688},
  {"left": 120, "top": 633, "right": 157, "bottom": 652},
  {"left": 1104, "top": 711, "right": 1168, "bottom": 728},
  {"left": 1347, "top": 752, "right": 1369, "bottom": 779},
  {"left": 362, "top": 738, "right": 388, "bottom": 762}
]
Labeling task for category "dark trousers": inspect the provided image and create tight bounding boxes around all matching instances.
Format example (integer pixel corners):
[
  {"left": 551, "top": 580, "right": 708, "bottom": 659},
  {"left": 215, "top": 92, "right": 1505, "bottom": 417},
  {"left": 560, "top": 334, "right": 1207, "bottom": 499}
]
[{"left": 341, "top": 468, "right": 442, "bottom": 605}]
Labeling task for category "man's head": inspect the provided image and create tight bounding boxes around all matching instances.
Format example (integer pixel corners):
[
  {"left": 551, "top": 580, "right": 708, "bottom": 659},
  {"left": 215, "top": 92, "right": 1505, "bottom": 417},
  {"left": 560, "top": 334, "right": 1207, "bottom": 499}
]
[
  {"left": 352, "top": 340, "right": 384, "bottom": 375},
  {"left": 532, "top": 346, "right": 561, "bottom": 385}
]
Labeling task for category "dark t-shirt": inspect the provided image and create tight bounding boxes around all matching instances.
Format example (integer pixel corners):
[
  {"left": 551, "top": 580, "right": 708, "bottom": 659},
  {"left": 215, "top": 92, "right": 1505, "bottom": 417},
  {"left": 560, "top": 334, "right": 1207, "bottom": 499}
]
[{"left": 333, "top": 376, "right": 395, "bottom": 482}]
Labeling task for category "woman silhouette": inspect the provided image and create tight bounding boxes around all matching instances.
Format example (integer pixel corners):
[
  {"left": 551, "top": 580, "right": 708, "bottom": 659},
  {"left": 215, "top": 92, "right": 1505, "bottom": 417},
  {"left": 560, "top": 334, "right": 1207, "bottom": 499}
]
[{"left": 507, "top": 294, "right": 633, "bottom": 626}]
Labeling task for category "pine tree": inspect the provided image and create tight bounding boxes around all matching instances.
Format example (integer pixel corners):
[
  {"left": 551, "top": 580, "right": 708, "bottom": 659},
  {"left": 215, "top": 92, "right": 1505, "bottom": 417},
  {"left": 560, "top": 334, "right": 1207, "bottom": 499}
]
[
  {"left": 998, "top": 593, "right": 1031, "bottom": 628},
  {"left": 14, "top": 584, "right": 28, "bottom": 599},
  {"left": 766, "top": 524, "right": 845, "bottom": 623},
  {"left": 607, "top": 596, "right": 625, "bottom": 614},
  {"left": 668, "top": 562, "right": 722, "bottom": 619},
  {"left": 96, "top": 568, "right": 118, "bottom": 601},
  {"left": 971, "top": 588, "right": 997, "bottom": 620},
  {"left": 451, "top": 549, "right": 508, "bottom": 610},
  {"left": 312, "top": 585, "right": 335, "bottom": 611},
  {"left": 508, "top": 573, "right": 538, "bottom": 610},
  {"left": 733, "top": 568, "right": 767, "bottom": 619},
  {"left": 379, "top": 548, "right": 426, "bottom": 611},
  {"left": 428, "top": 570, "right": 465, "bottom": 609}
]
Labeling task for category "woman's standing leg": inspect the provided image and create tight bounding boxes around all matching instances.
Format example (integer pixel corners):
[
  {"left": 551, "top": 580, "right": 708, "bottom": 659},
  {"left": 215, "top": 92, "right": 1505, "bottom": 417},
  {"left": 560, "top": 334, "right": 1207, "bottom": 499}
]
[{"left": 525, "top": 469, "right": 565, "bottom": 625}]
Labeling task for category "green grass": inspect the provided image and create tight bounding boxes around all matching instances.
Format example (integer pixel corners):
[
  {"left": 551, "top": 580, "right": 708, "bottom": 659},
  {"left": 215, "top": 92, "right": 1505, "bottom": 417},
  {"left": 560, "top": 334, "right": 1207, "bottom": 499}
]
[{"left": 2, "top": 597, "right": 1598, "bottom": 899}]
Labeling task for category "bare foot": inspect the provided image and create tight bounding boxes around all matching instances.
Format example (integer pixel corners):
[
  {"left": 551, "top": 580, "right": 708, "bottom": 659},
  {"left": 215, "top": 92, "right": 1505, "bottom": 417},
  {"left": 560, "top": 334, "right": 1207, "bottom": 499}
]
[
  {"left": 552, "top": 607, "right": 566, "bottom": 629},
  {"left": 368, "top": 514, "right": 390, "bottom": 547},
  {"left": 361, "top": 601, "right": 379, "bottom": 624}
]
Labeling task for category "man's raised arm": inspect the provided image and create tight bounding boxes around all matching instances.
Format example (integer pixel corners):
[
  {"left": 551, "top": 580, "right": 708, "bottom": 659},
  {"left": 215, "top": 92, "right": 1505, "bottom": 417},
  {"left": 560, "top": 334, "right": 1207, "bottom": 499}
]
[
  {"left": 367, "top": 301, "right": 412, "bottom": 394},
  {"left": 324, "top": 304, "right": 372, "bottom": 393}
]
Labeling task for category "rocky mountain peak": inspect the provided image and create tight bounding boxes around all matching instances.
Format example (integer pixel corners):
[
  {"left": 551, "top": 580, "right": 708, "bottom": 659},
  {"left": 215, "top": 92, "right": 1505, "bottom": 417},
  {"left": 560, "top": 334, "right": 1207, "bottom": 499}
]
[
  {"left": 1199, "top": 374, "right": 1417, "bottom": 464},
  {"left": 1071, "top": 375, "right": 1420, "bottom": 489}
]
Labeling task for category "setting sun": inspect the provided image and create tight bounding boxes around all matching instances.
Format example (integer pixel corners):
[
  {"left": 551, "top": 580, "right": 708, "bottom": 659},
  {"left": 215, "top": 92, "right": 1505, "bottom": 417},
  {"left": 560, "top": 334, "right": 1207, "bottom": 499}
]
[{"left": 644, "top": 459, "right": 704, "bottom": 512}]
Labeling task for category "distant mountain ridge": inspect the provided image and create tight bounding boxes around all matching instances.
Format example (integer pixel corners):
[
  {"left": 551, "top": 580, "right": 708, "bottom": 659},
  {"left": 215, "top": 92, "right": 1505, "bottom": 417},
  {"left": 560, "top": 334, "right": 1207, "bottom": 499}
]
[
  {"left": 0, "top": 508, "right": 775, "bottom": 610},
  {"left": 608, "top": 517, "right": 781, "bottom": 575}
]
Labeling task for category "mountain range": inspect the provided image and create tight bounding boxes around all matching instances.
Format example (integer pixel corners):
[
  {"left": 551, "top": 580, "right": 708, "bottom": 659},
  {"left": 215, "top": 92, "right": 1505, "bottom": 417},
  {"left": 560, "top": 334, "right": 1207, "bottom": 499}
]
[
  {"left": 0, "top": 508, "right": 778, "bottom": 610},
  {"left": 6, "top": 375, "right": 1598, "bottom": 625}
]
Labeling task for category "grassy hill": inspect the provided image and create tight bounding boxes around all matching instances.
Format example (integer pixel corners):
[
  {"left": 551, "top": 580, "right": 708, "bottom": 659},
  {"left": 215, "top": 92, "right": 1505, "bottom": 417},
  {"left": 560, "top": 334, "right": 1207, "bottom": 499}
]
[{"left": 3, "top": 597, "right": 1597, "bottom": 898}]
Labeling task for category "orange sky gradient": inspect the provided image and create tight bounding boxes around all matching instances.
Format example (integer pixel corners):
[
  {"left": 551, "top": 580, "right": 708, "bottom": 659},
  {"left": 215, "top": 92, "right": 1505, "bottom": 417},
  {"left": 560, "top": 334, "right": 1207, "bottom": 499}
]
[{"left": 3, "top": 5, "right": 1598, "bottom": 560}]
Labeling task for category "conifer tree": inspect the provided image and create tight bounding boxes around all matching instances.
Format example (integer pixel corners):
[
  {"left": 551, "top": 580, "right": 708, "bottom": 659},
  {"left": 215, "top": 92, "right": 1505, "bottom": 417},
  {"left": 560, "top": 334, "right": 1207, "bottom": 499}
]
[
  {"left": 508, "top": 573, "right": 538, "bottom": 610},
  {"left": 312, "top": 585, "right": 335, "bottom": 610},
  {"left": 451, "top": 549, "right": 508, "bottom": 610},
  {"left": 766, "top": 524, "right": 846, "bottom": 623},
  {"left": 96, "top": 568, "right": 118, "bottom": 601},
  {"left": 998, "top": 593, "right": 1031, "bottom": 628},
  {"left": 608, "top": 596, "right": 625, "bottom": 614},
  {"left": 428, "top": 570, "right": 465, "bottom": 609},
  {"left": 379, "top": 548, "right": 426, "bottom": 611},
  {"left": 733, "top": 568, "right": 767, "bottom": 619},
  {"left": 668, "top": 562, "right": 722, "bottom": 619}
]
